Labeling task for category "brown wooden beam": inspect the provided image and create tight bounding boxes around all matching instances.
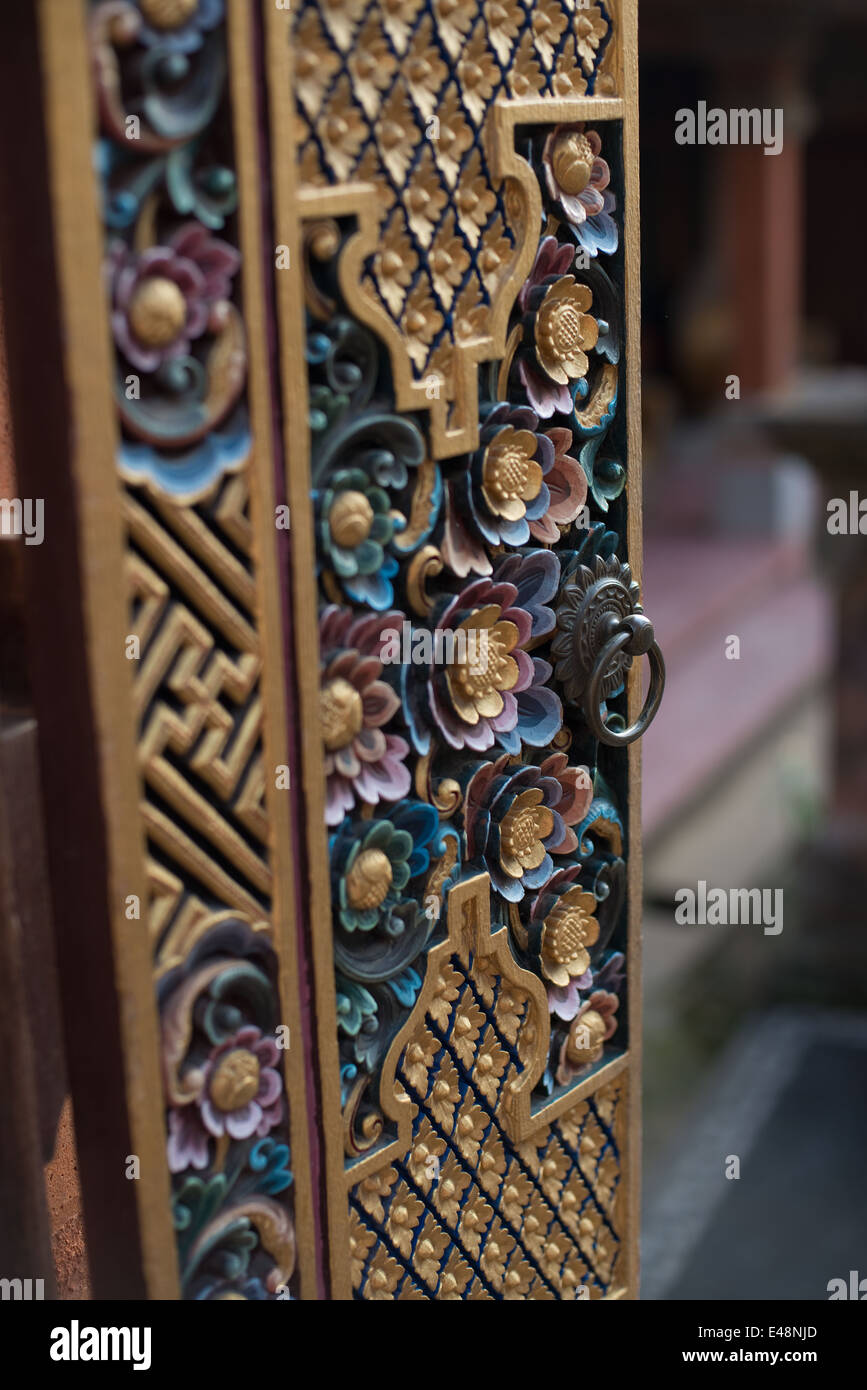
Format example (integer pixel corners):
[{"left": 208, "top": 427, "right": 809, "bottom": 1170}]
[{"left": 0, "top": 1, "right": 150, "bottom": 1299}]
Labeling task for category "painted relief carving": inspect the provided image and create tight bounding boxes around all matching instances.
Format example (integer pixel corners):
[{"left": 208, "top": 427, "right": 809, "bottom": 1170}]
[
  {"left": 348, "top": 877, "right": 626, "bottom": 1298},
  {"left": 304, "top": 50, "right": 636, "bottom": 1292},
  {"left": 41, "top": 0, "right": 643, "bottom": 1302},
  {"left": 90, "top": 0, "right": 298, "bottom": 1298},
  {"left": 93, "top": 0, "right": 248, "bottom": 500}
]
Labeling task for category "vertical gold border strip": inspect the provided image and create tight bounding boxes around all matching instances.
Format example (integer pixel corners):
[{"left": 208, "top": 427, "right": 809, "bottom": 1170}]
[
  {"left": 266, "top": 4, "right": 354, "bottom": 1299},
  {"left": 623, "top": 0, "right": 643, "bottom": 1303},
  {"left": 226, "top": 0, "right": 320, "bottom": 1303},
  {"left": 37, "top": 0, "right": 179, "bottom": 1299}
]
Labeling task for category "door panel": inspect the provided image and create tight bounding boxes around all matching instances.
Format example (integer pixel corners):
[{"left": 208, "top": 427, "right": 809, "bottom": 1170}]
[
  {"left": 271, "top": 0, "right": 651, "bottom": 1298},
  {"left": 32, "top": 0, "right": 320, "bottom": 1300},
  {"left": 23, "top": 0, "right": 652, "bottom": 1299}
]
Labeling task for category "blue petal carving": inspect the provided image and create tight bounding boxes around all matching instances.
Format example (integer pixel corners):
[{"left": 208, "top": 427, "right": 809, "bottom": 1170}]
[{"left": 119, "top": 423, "right": 250, "bottom": 499}]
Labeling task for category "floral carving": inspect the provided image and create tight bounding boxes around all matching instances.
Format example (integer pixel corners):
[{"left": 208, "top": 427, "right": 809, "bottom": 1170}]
[
  {"left": 543, "top": 125, "right": 618, "bottom": 257},
  {"left": 531, "top": 0, "right": 568, "bottom": 67},
  {"left": 136, "top": 0, "right": 223, "bottom": 52},
  {"left": 374, "top": 210, "right": 418, "bottom": 315},
  {"left": 109, "top": 226, "right": 237, "bottom": 372},
  {"left": 401, "top": 283, "right": 445, "bottom": 367},
  {"left": 319, "top": 76, "right": 369, "bottom": 180},
  {"left": 319, "top": 606, "right": 411, "bottom": 824},
  {"left": 509, "top": 30, "right": 545, "bottom": 98},
  {"left": 518, "top": 237, "right": 600, "bottom": 416},
  {"left": 574, "top": 4, "right": 609, "bottom": 74},
  {"left": 464, "top": 756, "right": 568, "bottom": 901},
  {"left": 93, "top": 0, "right": 253, "bottom": 497},
  {"left": 429, "top": 214, "right": 471, "bottom": 306},
  {"left": 320, "top": 469, "right": 400, "bottom": 605},
  {"left": 552, "top": 42, "right": 588, "bottom": 98},
  {"left": 400, "top": 553, "right": 562, "bottom": 757},
  {"left": 486, "top": 0, "right": 522, "bottom": 60},
  {"left": 168, "top": 1025, "right": 283, "bottom": 1169},
  {"left": 304, "top": 96, "right": 633, "bottom": 1292},
  {"left": 532, "top": 870, "right": 600, "bottom": 987},
  {"left": 159, "top": 918, "right": 295, "bottom": 1297},
  {"left": 351, "top": 17, "right": 398, "bottom": 108},
  {"left": 556, "top": 952, "right": 624, "bottom": 1084},
  {"left": 442, "top": 404, "right": 587, "bottom": 577}
]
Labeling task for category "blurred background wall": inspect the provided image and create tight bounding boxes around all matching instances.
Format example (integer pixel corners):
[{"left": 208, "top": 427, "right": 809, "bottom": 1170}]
[{"left": 638, "top": 0, "right": 867, "bottom": 1299}]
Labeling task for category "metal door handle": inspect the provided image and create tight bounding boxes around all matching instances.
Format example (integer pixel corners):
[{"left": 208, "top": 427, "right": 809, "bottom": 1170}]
[
  {"left": 585, "top": 613, "right": 665, "bottom": 747},
  {"left": 553, "top": 555, "right": 666, "bottom": 747}
]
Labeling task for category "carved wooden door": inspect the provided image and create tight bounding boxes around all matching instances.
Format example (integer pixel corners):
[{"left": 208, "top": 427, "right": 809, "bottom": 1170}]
[{"left": 13, "top": 0, "right": 659, "bottom": 1299}]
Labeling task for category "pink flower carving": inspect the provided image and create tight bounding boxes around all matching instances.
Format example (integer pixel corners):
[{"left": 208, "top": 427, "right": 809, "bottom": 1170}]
[{"left": 319, "top": 606, "right": 411, "bottom": 826}]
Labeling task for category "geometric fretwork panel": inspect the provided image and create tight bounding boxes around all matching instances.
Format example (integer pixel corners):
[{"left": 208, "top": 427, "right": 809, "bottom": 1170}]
[
  {"left": 126, "top": 475, "right": 273, "bottom": 967},
  {"left": 350, "top": 933, "right": 624, "bottom": 1298}
]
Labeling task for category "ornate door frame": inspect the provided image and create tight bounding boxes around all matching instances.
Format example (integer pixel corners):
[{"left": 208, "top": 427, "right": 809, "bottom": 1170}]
[{"left": 6, "top": 0, "right": 647, "bottom": 1299}]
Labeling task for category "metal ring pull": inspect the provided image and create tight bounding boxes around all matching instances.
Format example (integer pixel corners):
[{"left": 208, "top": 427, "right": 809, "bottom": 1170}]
[
  {"left": 585, "top": 613, "right": 666, "bottom": 748},
  {"left": 552, "top": 557, "right": 666, "bottom": 747}
]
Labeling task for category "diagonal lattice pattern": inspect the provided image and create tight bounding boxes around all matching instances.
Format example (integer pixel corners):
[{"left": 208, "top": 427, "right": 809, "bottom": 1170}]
[
  {"left": 350, "top": 946, "right": 623, "bottom": 1299},
  {"left": 294, "top": 0, "right": 615, "bottom": 382}
]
